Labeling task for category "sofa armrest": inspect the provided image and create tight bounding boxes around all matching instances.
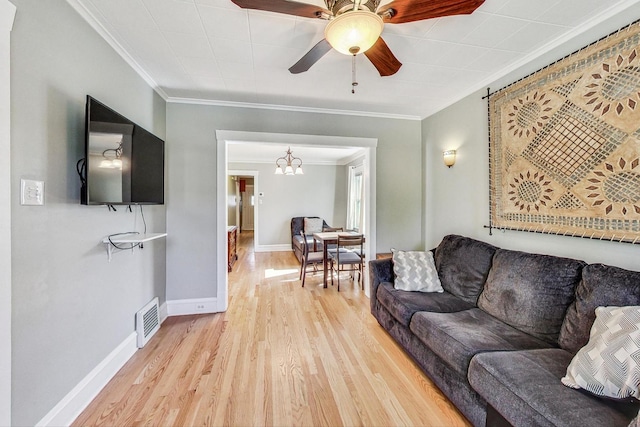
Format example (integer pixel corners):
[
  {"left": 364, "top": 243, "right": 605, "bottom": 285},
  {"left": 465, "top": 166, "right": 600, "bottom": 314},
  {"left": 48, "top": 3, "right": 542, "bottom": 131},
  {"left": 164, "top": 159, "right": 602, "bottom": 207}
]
[{"left": 369, "top": 258, "right": 394, "bottom": 313}]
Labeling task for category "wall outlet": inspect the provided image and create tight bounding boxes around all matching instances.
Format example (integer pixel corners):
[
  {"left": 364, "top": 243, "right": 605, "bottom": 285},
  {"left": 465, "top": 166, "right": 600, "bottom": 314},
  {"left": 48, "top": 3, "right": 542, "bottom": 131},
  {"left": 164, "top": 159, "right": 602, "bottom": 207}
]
[
  {"left": 21, "top": 179, "right": 44, "bottom": 206},
  {"left": 195, "top": 304, "right": 205, "bottom": 310}
]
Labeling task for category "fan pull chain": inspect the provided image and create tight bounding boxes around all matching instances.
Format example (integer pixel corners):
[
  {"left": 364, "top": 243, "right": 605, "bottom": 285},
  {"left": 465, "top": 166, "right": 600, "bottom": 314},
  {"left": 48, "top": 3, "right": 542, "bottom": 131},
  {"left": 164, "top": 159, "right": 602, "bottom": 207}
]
[{"left": 351, "top": 53, "right": 358, "bottom": 94}]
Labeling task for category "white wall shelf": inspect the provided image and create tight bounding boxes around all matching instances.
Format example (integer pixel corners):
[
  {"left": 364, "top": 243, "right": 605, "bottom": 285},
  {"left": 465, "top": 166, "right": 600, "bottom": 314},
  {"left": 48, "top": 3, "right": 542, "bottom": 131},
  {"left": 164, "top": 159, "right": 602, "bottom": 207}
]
[{"left": 102, "top": 233, "right": 167, "bottom": 261}]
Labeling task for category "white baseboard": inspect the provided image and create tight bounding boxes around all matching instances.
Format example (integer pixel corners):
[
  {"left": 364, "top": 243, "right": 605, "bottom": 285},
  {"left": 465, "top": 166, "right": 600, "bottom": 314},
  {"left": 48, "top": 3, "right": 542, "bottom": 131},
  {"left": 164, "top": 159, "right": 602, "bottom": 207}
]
[
  {"left": 36, "top": 332, "right": 138, "bottom": 427},
  {"left": 34, "top": 299, "right": 210, "bottom": 427},
  {"left": 166, "top": 297, "right": 218, "bottom": 316},
  {"left": 159, "top": 301, "right": 168, "bottom": 324},
  {"left": 255, "top": 244, "right": 291, "bottom": 253}
]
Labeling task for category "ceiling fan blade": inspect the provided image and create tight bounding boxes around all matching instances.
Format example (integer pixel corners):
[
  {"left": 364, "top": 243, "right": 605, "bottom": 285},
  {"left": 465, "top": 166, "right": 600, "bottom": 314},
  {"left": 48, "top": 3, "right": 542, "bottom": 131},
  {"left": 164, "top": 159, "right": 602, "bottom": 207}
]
[
  {"left": 364, "top": 37, "right": 402, "bottom": 77},
  {"left": 379, "top": 0, "right": 485, "bottom": 24},
  {"left": 230, "top": 0, "right": 330, "bottom": 19},
  {"left": 289, "top": 39, "right": 332, "bottom": 74}
]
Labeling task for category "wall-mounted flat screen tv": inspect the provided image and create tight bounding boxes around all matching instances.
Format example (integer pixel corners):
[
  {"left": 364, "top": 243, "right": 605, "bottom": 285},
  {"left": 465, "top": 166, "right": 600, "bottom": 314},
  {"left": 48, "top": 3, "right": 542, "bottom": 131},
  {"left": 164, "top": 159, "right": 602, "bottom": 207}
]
[{"left": 81, "top": 96, "right": 165, "bottom": 205}]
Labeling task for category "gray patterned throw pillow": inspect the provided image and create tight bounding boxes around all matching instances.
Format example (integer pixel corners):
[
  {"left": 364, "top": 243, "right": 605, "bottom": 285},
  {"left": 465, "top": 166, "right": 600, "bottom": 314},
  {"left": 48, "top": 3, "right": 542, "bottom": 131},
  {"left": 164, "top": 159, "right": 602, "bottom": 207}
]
[
  {"left": 392, "top": 250, "right": 444, "bottom": 293},
  {"left": 562, "top": 306, "right": 640, "bottom": 401},
  {"left": 304, "top": 217, "right": 323, "bottom": 234}
]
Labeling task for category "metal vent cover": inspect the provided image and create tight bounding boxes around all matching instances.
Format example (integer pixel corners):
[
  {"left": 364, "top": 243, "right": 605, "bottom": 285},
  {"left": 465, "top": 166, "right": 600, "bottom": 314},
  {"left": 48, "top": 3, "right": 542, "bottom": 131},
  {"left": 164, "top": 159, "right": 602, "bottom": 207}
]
[{"left": 136, "top": 297, "right": 160, "bottom": 348}]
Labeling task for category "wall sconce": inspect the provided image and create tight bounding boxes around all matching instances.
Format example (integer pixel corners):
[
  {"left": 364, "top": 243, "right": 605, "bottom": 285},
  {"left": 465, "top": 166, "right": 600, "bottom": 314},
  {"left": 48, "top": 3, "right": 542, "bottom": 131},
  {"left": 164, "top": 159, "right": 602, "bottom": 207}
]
[{"left": 443, "top": 150, "right": 456, "bottom": 168}]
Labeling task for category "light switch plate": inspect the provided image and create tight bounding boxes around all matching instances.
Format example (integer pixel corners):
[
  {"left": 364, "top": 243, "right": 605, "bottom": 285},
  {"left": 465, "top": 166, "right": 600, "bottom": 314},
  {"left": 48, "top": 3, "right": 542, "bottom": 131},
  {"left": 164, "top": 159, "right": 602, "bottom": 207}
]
[{"left": 21, "top": 179, "right": 44, "bottom": 206}]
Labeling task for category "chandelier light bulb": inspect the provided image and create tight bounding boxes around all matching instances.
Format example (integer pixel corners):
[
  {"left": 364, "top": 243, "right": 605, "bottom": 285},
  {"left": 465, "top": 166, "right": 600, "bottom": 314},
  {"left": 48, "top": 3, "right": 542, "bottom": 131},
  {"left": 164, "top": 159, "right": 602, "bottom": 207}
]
[{"left": 111, "top": 158, "right": 123, "bottom": 169}]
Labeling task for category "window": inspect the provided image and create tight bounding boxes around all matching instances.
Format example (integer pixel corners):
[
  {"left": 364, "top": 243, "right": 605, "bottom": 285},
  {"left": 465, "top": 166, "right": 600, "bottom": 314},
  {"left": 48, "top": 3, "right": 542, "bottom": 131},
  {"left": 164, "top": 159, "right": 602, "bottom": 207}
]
[{"left": 347, "top": 164, "right": 364, "bottom": 232}]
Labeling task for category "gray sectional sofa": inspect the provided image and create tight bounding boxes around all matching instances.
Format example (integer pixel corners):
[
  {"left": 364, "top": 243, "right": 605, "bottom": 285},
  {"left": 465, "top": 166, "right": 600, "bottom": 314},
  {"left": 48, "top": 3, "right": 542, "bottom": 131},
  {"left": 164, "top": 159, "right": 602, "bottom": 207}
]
[{"left": 369, "top": 234, "right": 640, "bottom": 427}]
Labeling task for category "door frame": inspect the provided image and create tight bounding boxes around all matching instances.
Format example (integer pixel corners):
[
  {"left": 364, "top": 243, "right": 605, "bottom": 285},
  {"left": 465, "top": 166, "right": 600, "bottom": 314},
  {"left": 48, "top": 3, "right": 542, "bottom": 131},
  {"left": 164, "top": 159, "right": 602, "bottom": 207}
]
[
  {"left": 216, "top": 130, "right": 377, "bottom": 312},
  {"left": 0, "top": 1, "right": 16, "bottom": 424},
  {"left": 228, "top": 169, "right": 259, "bottom": 250}
]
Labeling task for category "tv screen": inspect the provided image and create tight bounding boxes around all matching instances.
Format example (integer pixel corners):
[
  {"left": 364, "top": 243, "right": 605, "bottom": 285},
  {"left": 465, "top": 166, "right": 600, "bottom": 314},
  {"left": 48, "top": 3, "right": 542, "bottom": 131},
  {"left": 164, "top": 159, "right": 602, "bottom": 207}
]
[{"left": 82, "top": 96, "right": 165, "bottom": 205}]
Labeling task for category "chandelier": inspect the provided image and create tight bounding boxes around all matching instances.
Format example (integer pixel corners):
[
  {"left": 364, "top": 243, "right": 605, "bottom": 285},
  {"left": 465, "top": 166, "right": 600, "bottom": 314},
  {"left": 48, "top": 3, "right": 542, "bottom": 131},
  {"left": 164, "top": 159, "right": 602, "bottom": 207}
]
[{"left": 275, "top": 147, "right": 304, "bottom": 175}]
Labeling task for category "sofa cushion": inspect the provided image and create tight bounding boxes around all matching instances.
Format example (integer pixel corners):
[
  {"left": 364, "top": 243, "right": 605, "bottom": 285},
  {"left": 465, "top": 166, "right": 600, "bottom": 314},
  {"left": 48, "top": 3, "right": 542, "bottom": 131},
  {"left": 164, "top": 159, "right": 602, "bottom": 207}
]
[
  {"left": 562, "top": 306, "right": 640, "bottom": 401},
  {"left": 559, "top": 264, "right": 640, "bottom": 355},
  {"left": 434, "top": 235, "right": 498, "bottom": 305},
  {"left": 377, "top": 283, "right": 474, "bottom": 327},
  {"left": 409, "top": 308, "right": 552, "bottom": 377},
  {"left": 478, "top": 248, "right": 585, "bottom": 345},
  {"left": 392, "top": 250, "right": 443, "bottom": 293},
  {"left": 469, "top": 349, "right": 640, "bottom": 427}
]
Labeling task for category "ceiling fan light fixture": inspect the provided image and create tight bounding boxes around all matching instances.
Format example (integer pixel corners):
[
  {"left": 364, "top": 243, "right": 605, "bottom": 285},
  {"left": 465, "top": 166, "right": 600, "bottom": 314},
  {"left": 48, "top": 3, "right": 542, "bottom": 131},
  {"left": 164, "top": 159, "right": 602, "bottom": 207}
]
[{"left": 324, "top": 10, "right": 383, "bottom": 56}]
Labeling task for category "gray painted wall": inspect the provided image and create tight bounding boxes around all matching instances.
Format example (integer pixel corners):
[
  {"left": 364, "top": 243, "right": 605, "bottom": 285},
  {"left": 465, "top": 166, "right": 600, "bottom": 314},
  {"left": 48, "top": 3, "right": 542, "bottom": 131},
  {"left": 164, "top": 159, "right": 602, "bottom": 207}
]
[
  {"left": 10, "top": 2, "right": 166, "bottom": 425},
  {"left": 166, "top": 103, "right": 422, "bottom": 301},
  {"left": 229, "top": 162, "right": 347, "bottom": 247},
  {"left": 422, "top": 6, "right": 640, "bottom": 272}
]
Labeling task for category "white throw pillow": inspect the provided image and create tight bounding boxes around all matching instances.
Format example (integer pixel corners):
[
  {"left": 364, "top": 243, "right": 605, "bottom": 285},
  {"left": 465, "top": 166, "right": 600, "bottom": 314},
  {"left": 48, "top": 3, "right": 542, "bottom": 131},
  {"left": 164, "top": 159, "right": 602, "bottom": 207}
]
[
  {"left": 304, "top": 217, "right": 323, "bottom": 234},
  {"left": 562, "top": 306, "right": 640, "bottom": 401},
  {"left": 392, "top": 249, "right": 443, "bottom": 293}
]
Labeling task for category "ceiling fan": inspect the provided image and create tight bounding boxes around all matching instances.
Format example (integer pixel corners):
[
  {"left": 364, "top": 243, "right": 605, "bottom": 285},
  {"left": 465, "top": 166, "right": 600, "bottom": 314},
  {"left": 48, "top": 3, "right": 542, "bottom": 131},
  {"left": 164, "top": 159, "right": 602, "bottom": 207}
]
[{"left": 230, "top": 0, "right": 485, "bottom": 77}]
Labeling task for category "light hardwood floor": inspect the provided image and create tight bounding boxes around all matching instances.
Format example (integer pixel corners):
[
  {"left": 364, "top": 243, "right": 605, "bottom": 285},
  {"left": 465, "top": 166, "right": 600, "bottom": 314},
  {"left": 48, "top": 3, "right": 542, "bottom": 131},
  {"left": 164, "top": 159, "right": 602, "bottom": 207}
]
[{"left": 73, "top": 231, "right": 470, "bottom": 426}]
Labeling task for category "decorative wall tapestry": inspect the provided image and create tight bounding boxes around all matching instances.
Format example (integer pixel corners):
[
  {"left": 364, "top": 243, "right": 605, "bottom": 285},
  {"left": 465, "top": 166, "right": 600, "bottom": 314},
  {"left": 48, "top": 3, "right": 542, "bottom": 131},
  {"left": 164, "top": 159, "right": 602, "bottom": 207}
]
[{"left": 489, "top": 20, "right": 640, "bottom": 244}]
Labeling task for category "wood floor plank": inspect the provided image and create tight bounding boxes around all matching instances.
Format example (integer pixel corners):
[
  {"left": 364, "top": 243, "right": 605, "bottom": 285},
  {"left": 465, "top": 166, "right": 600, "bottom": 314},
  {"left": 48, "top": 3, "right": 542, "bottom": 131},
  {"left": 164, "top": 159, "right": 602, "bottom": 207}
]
[{"left": 72, "top": 231, "right": 470, "bottom": 427}]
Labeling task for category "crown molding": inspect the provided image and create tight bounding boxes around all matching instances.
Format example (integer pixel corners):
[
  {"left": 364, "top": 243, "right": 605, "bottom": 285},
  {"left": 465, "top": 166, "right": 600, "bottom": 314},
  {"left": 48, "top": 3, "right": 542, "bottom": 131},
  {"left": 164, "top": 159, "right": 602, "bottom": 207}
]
[
  {"left": 167, "top": 97, "right": 421, "bottom": 121},
  {"left": 422, "top": 0, "right": 640, "bottom": 119},
  {"left": 65, "top": 0, "right": 169, "bottom": 101},
  {"left": 0, "top": 1, "right": 16, "bottom": 31},
  {"left": 339, "top": 150, "right": 366, "bottom": 166}
]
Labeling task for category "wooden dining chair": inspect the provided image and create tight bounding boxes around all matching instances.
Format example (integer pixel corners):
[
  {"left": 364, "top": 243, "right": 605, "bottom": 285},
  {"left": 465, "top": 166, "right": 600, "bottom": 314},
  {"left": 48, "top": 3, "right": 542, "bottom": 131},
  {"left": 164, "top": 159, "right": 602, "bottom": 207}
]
[
  {"left": 323, "top": 226, "right": 344, "bottom": 254},
  {"left": 299, "top": 231, "right": 325, "bottom": 287},
  {"left": 329, "top": 234, "right": 365, "bottom": 291}
]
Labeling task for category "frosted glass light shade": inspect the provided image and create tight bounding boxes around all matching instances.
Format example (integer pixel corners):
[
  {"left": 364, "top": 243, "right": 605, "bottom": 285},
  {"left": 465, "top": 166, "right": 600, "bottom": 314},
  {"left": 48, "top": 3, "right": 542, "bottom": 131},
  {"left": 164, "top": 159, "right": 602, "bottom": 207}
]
[
  {"left": 325, "top": 11, "right": 384, "bottom": 55},
  {"left": 275, "top": 166, "right": 284, "bottom": 175},
  {"left": 284, "top": 165, "right": 294, "bottom": 175},
  {"left": 295, "top": 166, "right": 304, "bottom": 175},
  {"left": 443, "top": 150, "right": 457, "bottom": 168}
]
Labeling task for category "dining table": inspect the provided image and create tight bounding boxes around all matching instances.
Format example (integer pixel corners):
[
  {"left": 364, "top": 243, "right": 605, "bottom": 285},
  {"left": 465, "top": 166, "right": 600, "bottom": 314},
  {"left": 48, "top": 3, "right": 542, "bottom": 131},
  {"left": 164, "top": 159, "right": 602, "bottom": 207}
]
[{"left": 312, "top": 231, "right": 364, "bottom": 288}]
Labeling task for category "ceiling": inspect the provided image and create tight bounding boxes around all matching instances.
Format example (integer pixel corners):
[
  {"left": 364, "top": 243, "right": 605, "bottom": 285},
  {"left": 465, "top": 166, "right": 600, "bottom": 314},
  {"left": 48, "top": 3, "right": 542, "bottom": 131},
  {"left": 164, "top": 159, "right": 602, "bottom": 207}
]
[{"left": 68, "top": 0, "right": 640, "bottom": 119}]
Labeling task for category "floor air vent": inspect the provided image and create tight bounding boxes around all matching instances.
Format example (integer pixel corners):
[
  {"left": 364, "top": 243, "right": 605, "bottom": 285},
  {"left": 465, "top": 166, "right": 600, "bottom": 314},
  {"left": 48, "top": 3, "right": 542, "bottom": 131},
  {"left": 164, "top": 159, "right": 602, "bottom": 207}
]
[{"left": 136, "top": 297, "right": 160, "bottom": 348}]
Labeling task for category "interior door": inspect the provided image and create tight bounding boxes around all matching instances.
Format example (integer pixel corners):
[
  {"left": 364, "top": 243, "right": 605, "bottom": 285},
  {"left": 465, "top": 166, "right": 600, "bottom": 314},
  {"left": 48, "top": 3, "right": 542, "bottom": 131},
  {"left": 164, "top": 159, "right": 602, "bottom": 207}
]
[
  {"left": 242, "top": 184, "right": 254, "bottom": 230},
  {"left": 235, "top": 180, "right": 241, "bottom": 231}
]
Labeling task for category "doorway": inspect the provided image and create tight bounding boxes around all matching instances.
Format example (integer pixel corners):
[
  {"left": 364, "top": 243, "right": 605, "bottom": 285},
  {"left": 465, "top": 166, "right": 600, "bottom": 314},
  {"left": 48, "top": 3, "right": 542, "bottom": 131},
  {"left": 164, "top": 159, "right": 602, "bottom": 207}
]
[
  {"left": 229, "top": 175, "right": 256, "bottom": 232},
  {"left": 217, "top": 131, "right": 377, "bottom": 313},
  {"left": 228, "top": 170, "right": 259, "bottom": 254},
  {"left": 241, "top": 184, "right": 254, "bottom": 231}
]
